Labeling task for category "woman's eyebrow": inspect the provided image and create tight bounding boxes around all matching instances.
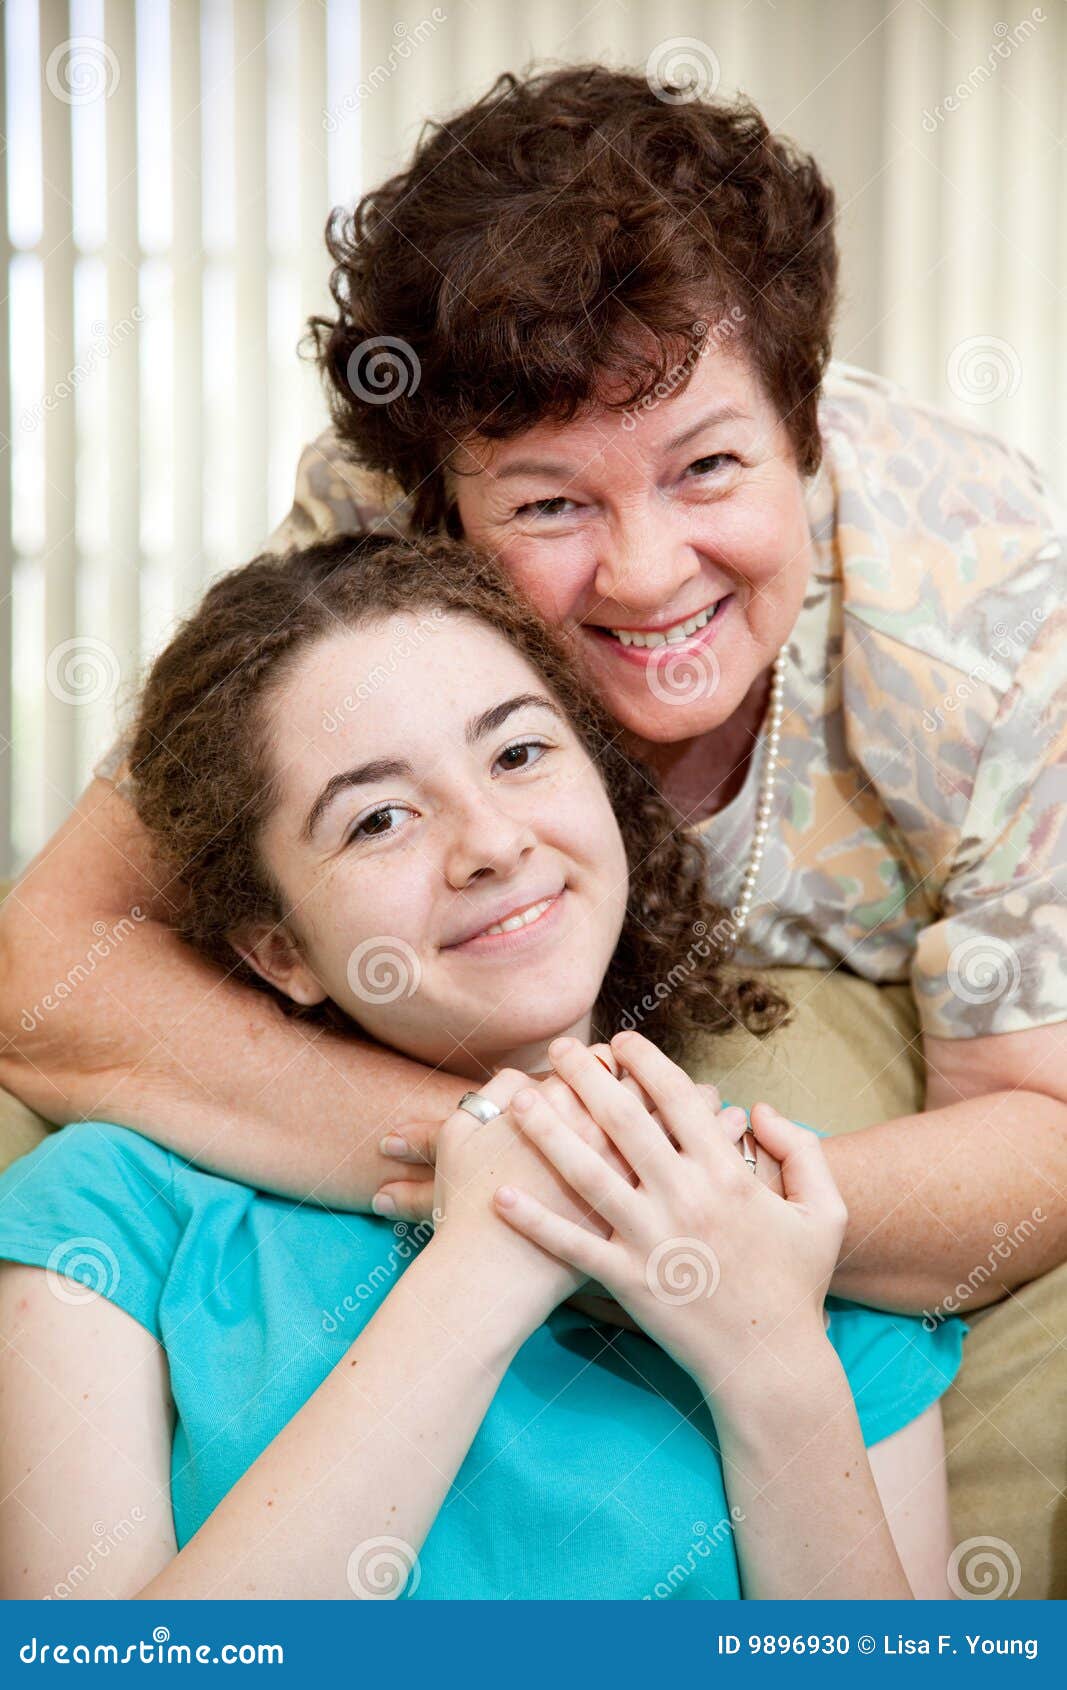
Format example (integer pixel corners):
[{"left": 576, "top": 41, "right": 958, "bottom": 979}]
[
  {"left": 302, "top": 695, "right": 561, "bottom": 839},
  {"left": 665, "top": 403, "right": 751, "bottom": 454}
]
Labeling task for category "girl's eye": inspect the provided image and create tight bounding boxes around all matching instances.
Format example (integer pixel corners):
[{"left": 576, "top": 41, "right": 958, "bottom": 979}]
[
  {"left": 687, "top": 453, "right": 738, "bottom": 478},
  {"left": 346, "top": 804, "right": 411, "bottom": 845},
  {"left": 514, "top": 496, "right": 576, "bottom": 519},
  {"left": 493, "top": 739, "right": 549, "bottom": 775}
]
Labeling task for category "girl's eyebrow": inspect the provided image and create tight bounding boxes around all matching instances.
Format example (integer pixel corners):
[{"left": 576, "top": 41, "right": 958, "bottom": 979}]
[{"left": 302, "top": 693, "right": 563, "bottom": 840}]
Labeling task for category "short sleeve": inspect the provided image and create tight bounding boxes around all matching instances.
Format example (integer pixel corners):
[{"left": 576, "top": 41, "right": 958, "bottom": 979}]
[
  {"left": 912, "top": 534, "right": 1067, "bottom": 1039},
  {"left": 0, "top": 1121, "right": 182, "bottom": 1341},
  {"left": 823, "top": 1296, "right": 966, "bottom": 1446},
  {"left": 262, "top": 430, "right": 412, "bottom": 555}
]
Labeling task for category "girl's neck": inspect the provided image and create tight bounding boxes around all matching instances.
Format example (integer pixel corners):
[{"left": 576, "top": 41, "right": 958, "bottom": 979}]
[{"left": 457, "top": 1012, "right": 594, "bottom": 1083}]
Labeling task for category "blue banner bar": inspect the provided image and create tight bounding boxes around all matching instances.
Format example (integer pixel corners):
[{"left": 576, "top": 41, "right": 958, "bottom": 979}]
[{"left": 2, "top": 1600, "right": 1064, "bottom": 1684}]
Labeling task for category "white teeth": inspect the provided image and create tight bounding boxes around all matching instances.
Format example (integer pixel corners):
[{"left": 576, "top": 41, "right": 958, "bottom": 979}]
[
  {"left": 480, "top": 897, "right": 554, "bottom": 938},
  {"left": 610, "top": 604, "right": 717, "bottom": 647}
]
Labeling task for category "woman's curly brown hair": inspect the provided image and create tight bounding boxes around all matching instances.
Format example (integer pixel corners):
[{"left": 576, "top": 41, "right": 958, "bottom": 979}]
[
  {"left": 128, "top": 533, "right": 788, "bottom": 1059},
  {"left": 303, "top": 63, "right": 838, "bottom": 532}
]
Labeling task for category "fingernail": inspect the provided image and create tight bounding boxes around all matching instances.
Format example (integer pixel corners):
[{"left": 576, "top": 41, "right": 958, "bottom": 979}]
[
  {"left": 379, "top": 1135, "right": 410, "bottom": 1159},
  {"left": 371, "top": 1193, "right": 397, "bottom": 1217},
  {"left": 548, "top": 1037, "right": 576, "bottom": 1059},
  {"left": 495, "top": 1185, "right": 517, "bottom": 1207},
  {"left": 512, "top": 1089, "right": 536, "bottom": 1111}
]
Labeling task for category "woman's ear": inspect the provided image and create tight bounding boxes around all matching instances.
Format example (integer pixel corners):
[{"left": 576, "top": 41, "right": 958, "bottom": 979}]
[{"left": 228, "top": 921, "right": 328, "bottom": 1008}]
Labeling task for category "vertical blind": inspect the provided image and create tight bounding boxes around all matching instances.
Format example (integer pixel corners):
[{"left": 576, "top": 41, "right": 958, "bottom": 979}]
[{"left": 2, "top": 0, "right": 1065, "bottom": 874}]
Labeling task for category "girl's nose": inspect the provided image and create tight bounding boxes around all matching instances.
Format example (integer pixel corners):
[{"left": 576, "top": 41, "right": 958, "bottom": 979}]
[{"left": 442, "top": 794, "right": 538, "bottom": 889}]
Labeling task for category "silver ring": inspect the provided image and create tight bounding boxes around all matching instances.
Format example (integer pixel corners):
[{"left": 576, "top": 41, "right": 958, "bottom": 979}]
[
  {"left": 740, "top": 1128, "right": 758, "bottom": 1174},
  {"left": 457, "top": 1090, "right": 502, "bottom": 1126}
]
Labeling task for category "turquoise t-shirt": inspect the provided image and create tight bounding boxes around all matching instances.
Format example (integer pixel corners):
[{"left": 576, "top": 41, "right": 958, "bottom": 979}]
[{"left": 0, "top": 1121, "right": 965, "bottom": 1600}]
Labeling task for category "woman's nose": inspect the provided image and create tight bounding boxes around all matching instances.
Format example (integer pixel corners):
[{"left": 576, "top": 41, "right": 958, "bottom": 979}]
[
  {"left": 443, "top": 795, "right": 538, "bottom": 888},
  {"left": 593, "top": 511, "right": 701, "bottom": 610}
]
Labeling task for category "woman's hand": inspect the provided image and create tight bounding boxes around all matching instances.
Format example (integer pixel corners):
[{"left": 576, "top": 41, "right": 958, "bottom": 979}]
[
  {"left": 491, "top": 1031, "right": 847, "bottom": 1397},
  {"left": 430, "top": 1068, "right": 612, "bottom": 1339}
]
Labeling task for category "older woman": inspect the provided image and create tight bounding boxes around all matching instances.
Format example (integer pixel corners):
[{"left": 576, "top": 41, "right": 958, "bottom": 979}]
[{"left": 1, "top": 65, "right": 1064, "bottom": 1563}]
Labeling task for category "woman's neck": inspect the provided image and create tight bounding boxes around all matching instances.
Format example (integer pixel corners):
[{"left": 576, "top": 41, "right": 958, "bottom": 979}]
[{"left": 632, "top": 663, "right": 773, "bottom": 826}]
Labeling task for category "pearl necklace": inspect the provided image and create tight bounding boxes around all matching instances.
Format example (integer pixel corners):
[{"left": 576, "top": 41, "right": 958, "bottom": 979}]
[{"left": 726, "top": 645, "right": 788, "bottom": 946}]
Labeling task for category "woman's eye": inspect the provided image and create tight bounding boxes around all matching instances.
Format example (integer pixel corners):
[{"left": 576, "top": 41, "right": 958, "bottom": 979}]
[
  {"left": 514, "top": 496, "right": 576, "bottom": 519},
  {"left": 347, "top": 804, "right": 409, "bottom": 844},
  {"left": 687, "top": 453, "right": 738, "bottom": 478},
  {"left": 494, "top": 740, "right": 549, "bottom": 775}
]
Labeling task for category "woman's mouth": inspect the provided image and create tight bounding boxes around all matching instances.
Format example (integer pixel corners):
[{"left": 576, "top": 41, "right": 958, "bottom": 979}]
[{"left": 585, "top": 596, "right": 732, "bottom": 665}]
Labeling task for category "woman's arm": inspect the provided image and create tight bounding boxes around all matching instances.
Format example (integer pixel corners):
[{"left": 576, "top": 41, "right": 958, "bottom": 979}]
[
  {"left": 819, "top": 1020, "right": 1067, "bottom": 1314},
  {"left": 0, "top": 778, "right": 463, "bottom": 1212}
]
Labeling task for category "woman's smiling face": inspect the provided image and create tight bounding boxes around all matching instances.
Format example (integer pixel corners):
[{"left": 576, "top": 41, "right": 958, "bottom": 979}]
[
  {"left": 450, "top": 342, "right": 813, "bottom": 746},
  {"left": 243, "top": 612, "right": 630, "bottom": 1078}
]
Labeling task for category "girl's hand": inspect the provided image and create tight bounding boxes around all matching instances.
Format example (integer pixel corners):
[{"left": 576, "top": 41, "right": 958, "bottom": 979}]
[
  {"left": 491, "top": 1032, "right": 847, "bottom": 1396},
  {"left": 430, "top": 1069, "right": 612, "bottom": 1338}
]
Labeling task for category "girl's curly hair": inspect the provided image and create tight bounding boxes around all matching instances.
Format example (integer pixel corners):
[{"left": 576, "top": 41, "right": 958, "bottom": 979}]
[
  {"left": 302, "top": 63, "right": 838, "bottom": 532},
  {"left": 128, "top": 533, "right": 788, "bottom": 1059}
]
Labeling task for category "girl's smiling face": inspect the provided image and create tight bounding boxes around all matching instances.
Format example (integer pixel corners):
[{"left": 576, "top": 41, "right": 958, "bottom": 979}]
[{"left": 238, "top": 612, "right": 630, "bottom": 1079}]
